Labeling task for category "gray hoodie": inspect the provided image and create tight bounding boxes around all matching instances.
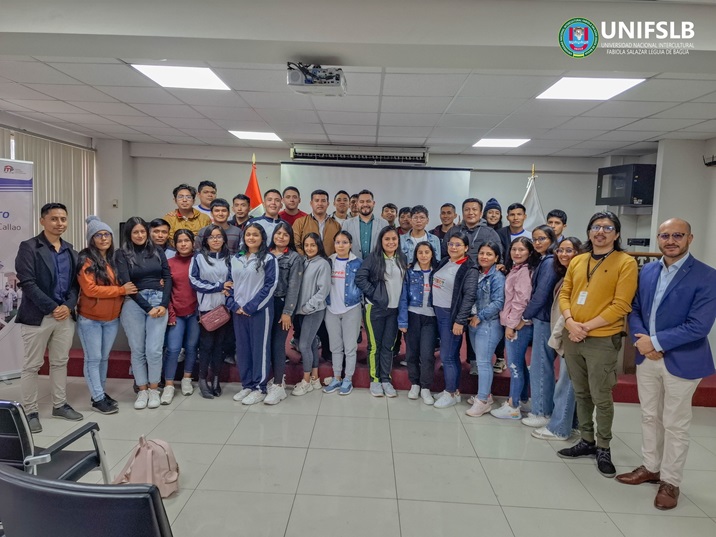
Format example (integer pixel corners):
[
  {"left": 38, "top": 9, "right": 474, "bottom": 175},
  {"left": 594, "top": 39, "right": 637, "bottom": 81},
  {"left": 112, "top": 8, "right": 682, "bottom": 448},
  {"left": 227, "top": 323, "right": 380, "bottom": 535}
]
[{"left": 297, "top": 256, "right": 331, "bottom": 315}]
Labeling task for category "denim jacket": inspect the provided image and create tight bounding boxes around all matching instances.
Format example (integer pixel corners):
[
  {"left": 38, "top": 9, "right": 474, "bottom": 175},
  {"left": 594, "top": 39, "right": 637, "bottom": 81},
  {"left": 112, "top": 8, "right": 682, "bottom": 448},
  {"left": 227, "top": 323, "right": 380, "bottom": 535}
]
[
  {"left": 472, "top": 264, "right": 505, "bottom": 322},
  {"left": 326, "top": 253, "right": 363, "bottom": 308},
  {"left": 398, "top": 265, "right": 433, "bottom": 329}
]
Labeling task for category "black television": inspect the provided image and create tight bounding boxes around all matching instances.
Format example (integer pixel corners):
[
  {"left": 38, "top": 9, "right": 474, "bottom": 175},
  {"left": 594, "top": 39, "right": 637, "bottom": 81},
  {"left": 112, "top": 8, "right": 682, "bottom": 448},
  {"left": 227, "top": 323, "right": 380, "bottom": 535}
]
[{"left": 596, "top": 164, "right": 655, "bottom": 206}]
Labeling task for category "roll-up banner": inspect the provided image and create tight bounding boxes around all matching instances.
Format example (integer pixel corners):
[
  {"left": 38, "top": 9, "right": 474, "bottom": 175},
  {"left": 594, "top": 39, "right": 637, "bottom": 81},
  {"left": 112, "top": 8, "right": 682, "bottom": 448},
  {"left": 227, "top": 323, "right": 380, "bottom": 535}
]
[{"left": 0, "top": 158, "right": 33, "bottom": 380}]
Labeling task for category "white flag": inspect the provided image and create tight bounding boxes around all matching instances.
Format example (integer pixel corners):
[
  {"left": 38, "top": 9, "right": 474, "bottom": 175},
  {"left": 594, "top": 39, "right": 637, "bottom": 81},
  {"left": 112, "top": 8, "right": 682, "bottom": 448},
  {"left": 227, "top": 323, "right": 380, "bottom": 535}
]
[{"left": 521, "top": 175, "right": 545, "bottom": 232}]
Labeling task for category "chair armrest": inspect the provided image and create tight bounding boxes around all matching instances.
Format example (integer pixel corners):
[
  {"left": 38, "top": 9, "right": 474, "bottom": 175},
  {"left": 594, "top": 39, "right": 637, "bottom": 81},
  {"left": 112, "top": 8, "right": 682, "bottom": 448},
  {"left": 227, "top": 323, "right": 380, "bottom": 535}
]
[{"left": 38, "top": 422, "right": 100, "bottom": 456}]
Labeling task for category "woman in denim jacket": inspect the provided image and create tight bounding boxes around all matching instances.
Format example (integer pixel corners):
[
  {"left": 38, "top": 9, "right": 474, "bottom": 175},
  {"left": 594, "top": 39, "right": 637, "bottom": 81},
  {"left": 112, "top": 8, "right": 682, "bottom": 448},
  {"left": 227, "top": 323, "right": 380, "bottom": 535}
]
[
  {"left": 466, "top": 241, "right": 505, "bottom": 417},
  {"left": 398, "top": 241, "right": 439, "bottom": 405}
]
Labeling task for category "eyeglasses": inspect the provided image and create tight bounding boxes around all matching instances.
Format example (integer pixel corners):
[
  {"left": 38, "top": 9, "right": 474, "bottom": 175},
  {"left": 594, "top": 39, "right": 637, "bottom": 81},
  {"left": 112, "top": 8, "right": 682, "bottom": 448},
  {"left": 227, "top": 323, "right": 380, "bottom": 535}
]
[
  {"left": 533, "top": 236, "right": 550, "bottom": 243},
  {"left": 208, "top": 235, "right": 224, "bottom": 241},
  {"left": 447, "top": 242, "right": 465, "bottom": 248},
  {"left": 589, "top": 225, "right": 615, "bottom": 233},
  {"left": 555, "top": 248, "right": 576, "bottom": 254},
  {"left": 657, "top": 232, "right": 687, "bottom": 241},
  {"left": 94, "top": 232, "right": 111, "bottom": 240},
  {"left": 411, "top": 215, "right": 427, "bottom": 221},
  {"left": 176, "top": 195, "right": 194, "bottom": 200}
]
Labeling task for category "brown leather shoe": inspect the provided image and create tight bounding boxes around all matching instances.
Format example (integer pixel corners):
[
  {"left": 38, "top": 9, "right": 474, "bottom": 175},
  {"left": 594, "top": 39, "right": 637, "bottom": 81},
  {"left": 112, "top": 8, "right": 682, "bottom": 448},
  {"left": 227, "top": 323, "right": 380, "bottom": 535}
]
[
  {"left": 616, "top": 465, "right": 661, "bottom": 485},
  {"left": 654, "top": 482, "right": 679, "bottom": 510}
]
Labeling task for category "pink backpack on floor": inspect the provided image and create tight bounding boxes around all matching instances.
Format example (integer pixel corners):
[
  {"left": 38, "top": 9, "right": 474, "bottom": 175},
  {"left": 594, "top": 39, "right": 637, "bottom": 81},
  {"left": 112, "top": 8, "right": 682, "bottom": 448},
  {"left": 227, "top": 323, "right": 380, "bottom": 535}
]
[{"left": 113, "top": 436, "right": 180, "bottom": 498}]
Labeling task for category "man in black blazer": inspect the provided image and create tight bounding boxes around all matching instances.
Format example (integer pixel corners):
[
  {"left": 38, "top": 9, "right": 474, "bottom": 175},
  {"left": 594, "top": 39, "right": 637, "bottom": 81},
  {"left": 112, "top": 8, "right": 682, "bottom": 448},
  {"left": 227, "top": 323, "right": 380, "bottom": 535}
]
[{"left": 15, "top": 202, "right": 83, "bottom": 433}]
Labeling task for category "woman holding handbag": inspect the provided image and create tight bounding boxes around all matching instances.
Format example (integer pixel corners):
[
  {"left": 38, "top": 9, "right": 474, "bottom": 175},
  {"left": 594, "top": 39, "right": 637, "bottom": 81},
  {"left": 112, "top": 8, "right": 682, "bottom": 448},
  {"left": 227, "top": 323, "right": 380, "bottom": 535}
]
[{"left": 189, "top": 225, "right": 232, "bottom": 399}]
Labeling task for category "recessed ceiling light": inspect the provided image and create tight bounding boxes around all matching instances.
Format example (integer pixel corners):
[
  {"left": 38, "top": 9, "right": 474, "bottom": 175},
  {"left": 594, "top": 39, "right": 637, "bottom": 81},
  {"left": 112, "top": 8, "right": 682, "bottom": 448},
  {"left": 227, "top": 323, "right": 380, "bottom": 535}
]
[
  {"left": 229, "top": 130, "right": 283, "bottom": 141},
  {"left": 473, "top": 138, "right": 530, "bottom": 148},
  {"left": 536, "top": 77, "right": 644, "bottom": 100},
  {"left": 131, "top": 65, "right": 230, "bottom": 90}
]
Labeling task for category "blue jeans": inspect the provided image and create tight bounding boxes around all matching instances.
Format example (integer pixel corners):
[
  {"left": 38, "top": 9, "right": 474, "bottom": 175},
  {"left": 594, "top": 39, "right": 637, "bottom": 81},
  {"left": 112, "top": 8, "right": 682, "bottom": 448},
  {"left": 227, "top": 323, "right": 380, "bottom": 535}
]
[
  {"left": 164, "top": 313, "right": 199, "bottom": 381},
  {"left": 505, "top": 323, "right": 533, "bottom": 407},
  {"left": 120, "top": 290, "right": 168, "bottom": 387},
  {"left": 469, "top": 318, "right": 503, "bottom": 402},
  {"left": 530, "top": 319, "right": 557, "bottom": 417},
  {"left": 77, "top": 315, "right": 120, "bottom": 402},
  {"left": 435, "top": 306, "right": 462, "bottom": 393},
  {"left": 547, "top": 356, "right": 578, "bottom": 437}
]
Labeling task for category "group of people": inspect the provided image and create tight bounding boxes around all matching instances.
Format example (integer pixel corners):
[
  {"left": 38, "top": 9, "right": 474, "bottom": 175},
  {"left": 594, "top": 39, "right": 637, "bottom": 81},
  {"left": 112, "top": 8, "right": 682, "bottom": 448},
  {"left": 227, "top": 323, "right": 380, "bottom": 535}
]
[{"left": 13, "top": 179, "right": 716, "bottom": 512}]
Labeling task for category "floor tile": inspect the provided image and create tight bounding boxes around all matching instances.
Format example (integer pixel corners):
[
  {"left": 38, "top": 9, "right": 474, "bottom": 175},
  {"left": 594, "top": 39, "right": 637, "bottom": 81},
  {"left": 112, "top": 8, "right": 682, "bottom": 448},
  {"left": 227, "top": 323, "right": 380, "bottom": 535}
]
[
  {"left": 618, "top": 431, "right": 716, "bottom": 471},
  {"left": 609, "top": 513, "right": 716, "bottom": 537},
  {"left": 227, "top": 412, "right": 316, "bottom": 448},
  {"left": 689, "top": 408, "right": 716, "bottom": 438},
  {"left": 481, "top": 459, "right": 602, "bottom": 511},
  {"left": 693, "top": 435, "right": 716, "bottom": 455},
  {"left": 552, "top": 435, "right": 644, "bottom": 468},
  {"left": 286, "top": 495, "right": 400, "bottom": 537},
  {"left": 247, "top": 388, "right": 323, "bottom": 415},
  {"left": 160, "top": 442, "right": 222, "bottom": 490},
  {"left": 399, "top": 500, "right": 512, "bottom": 537},
  {"left": 197, "top": 445, "right": 306, "bottom": 494},
  {"left": 390, "top": 419, "right": 476, "bottom": 457},
  {"left": 611, "top": 403, "right": 647, "bottom": 433},
  {"left": 161, "top": 488, "right": 195, "bottom": 525},
  {"left": 148, "top": 409, "right": 243, "bottom": 444},
  {"left": 386, "top": 395, "right": 460, "bottom": 422},
  {"left": 464, "top": 422, "right": 562, "bottom": 462},
  {"left": 503, "top": 506, "right": 624, "bottom": 537},
  {"left": 394, "top": 452, "right": 497, "bottom": 505},
  {"left": 567, "top": 462, "right": 707, "bottom": 517},
  {"left": 310, "top": 415, "right": 392, "bottom": 451},
  {"left": 298, "top": 448, "right": 396, "bottom": 499},
  {"left": 172, "top": 490, "right": 293, "bottom": 537},
  {"left": 80, "top": 407, "right": 173, "bottom": 441},
  {"left": 458, "top": 404, "right": 525, "bottom": 427},
  {"left": 171, "top": 391, "right": 249, "bottom": 412},
  {"left": 680, "top": 469, "right": 716, "bottom": 516},
  {"left": 318, "top": 388, "right": 388, "bottom": 419}
]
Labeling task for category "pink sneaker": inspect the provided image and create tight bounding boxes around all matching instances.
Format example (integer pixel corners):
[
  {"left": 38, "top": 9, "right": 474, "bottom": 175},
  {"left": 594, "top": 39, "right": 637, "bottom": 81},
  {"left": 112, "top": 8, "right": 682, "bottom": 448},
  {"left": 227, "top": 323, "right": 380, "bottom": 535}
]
[{"left": 466, "top": 398, "right": 493, "bottom": 417}]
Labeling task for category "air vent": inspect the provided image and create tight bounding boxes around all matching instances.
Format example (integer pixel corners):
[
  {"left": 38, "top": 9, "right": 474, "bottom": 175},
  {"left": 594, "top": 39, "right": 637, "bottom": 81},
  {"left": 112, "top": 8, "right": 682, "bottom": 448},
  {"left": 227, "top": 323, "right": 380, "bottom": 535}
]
[{"left": 290, "top": 144, "right": 428, "bottom": 165}]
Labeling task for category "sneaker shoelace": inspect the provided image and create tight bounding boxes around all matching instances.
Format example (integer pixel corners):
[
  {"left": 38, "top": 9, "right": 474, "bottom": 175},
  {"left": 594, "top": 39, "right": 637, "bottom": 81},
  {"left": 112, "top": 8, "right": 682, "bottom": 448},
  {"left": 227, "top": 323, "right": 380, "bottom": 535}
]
[{"left": 597, "top": 449, "right": 612, "bottom": 465}]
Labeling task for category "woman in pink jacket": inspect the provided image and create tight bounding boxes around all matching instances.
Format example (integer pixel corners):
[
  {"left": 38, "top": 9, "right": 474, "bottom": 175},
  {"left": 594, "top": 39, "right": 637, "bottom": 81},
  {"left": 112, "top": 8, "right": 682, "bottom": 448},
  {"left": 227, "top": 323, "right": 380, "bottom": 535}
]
[{"left": 491, "top": 237, "right": 540, "bottom": 420}]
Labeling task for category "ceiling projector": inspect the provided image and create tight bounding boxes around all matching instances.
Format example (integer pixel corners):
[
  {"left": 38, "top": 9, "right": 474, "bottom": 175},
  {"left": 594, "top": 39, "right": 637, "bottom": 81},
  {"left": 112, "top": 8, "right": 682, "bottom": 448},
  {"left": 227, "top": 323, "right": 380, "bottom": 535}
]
[{"left": 287, "top": 62, "right": 347, "bottom": 96}]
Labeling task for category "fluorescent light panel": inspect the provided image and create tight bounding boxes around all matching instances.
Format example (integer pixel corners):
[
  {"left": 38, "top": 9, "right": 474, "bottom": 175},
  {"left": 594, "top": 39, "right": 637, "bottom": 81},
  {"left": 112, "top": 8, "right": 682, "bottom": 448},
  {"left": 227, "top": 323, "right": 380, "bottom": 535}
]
[
  {"left": 473, "top": 138, "right": 530, "bottom": 148},
  {"left": 229, "top": 130, "right": 283, "bottom": 141},
  {"left": 537, "top": 77, "right": 644, "bottom": 101},
  {"left": 132, "top": 65, "right": 230, "bottom": 90}
]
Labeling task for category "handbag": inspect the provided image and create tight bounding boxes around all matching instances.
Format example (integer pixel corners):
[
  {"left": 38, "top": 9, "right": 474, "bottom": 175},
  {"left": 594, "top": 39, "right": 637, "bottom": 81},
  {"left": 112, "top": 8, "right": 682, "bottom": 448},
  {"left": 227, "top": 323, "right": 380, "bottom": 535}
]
[{"left": 199, "top": 305, "right": 231, "bottom": 331}]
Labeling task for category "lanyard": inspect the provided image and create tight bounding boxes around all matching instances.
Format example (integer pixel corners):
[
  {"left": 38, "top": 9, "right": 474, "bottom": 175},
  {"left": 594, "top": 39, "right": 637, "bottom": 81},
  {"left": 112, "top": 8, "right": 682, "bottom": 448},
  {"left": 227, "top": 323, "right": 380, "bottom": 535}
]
[{"left": 586, "top": 250, "right": 613, "bottom": 285}]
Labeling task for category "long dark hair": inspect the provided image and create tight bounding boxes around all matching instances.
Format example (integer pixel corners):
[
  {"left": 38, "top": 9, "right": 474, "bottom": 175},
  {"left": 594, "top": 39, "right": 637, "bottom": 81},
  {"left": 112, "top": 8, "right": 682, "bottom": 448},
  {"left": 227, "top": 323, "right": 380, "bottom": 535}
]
[
  {"left": 78, "top": 235, "right": 117, "bottom": 286},
  {"left": 199, "top": 225, "right": 228, "bottom": 265},
  {"left": 553, "top": 237, "right": 584, "bottom": 278},
  {"left": 241, "top": 222, "right": 269, "bottom": 272},
  {"left": 366, "top": 226, "right": 407, "bottom": 281},
  {"left": 303, "top": 232, "right": 328, "bottom": 260},
  {"left": 532, "top": 224, "right": 558, "bottom": 255},
  {"left": 269, "top": 221, "right": 297, "bottom": 252},
  {"left": 412, "top": 240, "right": 438, "bottom": 269},
  {"left": 173, "top": 229, "right": 195, "bottom": 257},
  {"left": 121, "top": 216, "right": 159, "bottom": 266},
  {"left": 477, "top": 240, "right": 502, "bottom": 268},
  {"left": 584, "top": 211, "right": 623, "bottom": 252},
  {"left": 505, "top": 236, "right": 541, "bottom": 272}
]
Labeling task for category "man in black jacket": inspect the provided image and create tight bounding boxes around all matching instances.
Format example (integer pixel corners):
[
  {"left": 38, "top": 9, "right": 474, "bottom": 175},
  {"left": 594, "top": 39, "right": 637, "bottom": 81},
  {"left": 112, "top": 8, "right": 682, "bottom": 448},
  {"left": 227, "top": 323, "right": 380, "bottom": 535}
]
[
  {"left": 15, "top": 203, "right": 83, "bottom": 433},
  {"left": 442, "top": 198, "right": 501, "bottom": 260}
]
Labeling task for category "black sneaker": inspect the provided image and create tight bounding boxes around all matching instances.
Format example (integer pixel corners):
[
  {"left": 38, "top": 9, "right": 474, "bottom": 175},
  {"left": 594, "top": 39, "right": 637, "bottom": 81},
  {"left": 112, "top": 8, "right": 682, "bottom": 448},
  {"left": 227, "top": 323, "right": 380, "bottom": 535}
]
[
  {"left": 92, "top": 398, "right": 119, "bottom": 415},
  {"left": 52, "top": 403, "right": 84, "bottom": 421},
  {"left": 557, "top": 439, "right": 597, "bottom": 459},
  {"left": 104, "top": 393, "right": 119, "bottom": 407},
  {"left": 596, "top": 447, "right": 617, "bottom": 478},
  {"left": 27, "top": 412, "right": 42, "bottom": 434}
]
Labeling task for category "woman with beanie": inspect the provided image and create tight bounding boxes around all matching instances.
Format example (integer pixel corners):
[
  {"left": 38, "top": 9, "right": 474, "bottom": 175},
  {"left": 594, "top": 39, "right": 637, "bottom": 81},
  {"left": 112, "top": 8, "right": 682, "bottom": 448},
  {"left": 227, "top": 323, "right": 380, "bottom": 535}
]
[
  {"left": 77, "top": 216, "right": 137, "bottom": 414},
  {"left": 482, "top": 198, "right": 503, "bottom": 231}
]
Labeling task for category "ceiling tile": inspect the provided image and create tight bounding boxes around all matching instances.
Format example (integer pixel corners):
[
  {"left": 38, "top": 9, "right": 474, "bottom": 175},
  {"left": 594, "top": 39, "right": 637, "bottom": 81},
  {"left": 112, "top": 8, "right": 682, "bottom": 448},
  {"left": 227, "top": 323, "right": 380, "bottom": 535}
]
[
  {"left": 69, "top": 101, "right": 145, "bottom": 116},
  {"left": 557, "top": 117, "right": 636, "bottom": 130},
  {"left": 207, "top": 62, "right": 285, "bottom": 70},
  {"left": 191, "top": 106, "right": 264, "bottom": 121},
  {"left": 241, "top": 140, "right": 289, "bottom": 149},
  {"left": 48, "top": 63, "right": 155, "bottom": 87},
  {"left": 25, "top": 84, "right": 119, "bottom": 102},
  {"left": 693, "top": 91, "right": 716, "bottom": 103},
  {"left": 344, "top": 73, "right": 382, "bottom": 96},
  {"left": 92, "top": 124, "right": 143, "bottom": 135},
  {"left": 133, "top": 126, "right": 186, "bottom": 136},
  {"left": 382, "top": 73, "right": 467, "bottom": 97},
  {"left": 380, "top": 96, "right": 451, "bottom": 114},
  {"left": 446, "top": 97, "right": 526, "bottom": 115},
  {"left": 676, "top": 119, "right": 716, "bottom": 133},
  {"left": 179, "top": 129, "right": 238, "bottom": 139},
  {"left": 620, "top": 118, "right": 702, "bottom": 131},
  {"left": 279, "top": 133, "right": 329, "bottom": 144},
  {"left": 327, "top": 135, "right": 377, "bottom": 144},
  {"left": 45, "top": 113, "right": 119, "bottom": 125},
  {"left": 167, "top": 89, "right": 249, "bottom": 107},
  {"left": 155, "top": 136, "right": 207, "bottom": 145},
  {"left": 101, "top": 115, "right": 170, "bottom": 127},
  {"left": 133, "top": 104, "right": 204, "bottom": 118},
  {"left": 506, "top": 147, "right": 561, "bottom": 156},
  {"left": 582, "top": 101, "right": 676, "bottom": 118},
  {"left": 386, "top": 68, "right": 471, "bottom": 74},
  {"left": 551, "top": 148, "right": 606, "bottom": 157},
  {"left": 95, "top": 86, "right": 182, "bottom": 104},
  {"left": 312, "top": 95, "right": 379, "bottom": 112},
  {"left": 119, "top": 134, "right": 163, "bottom": 143},
  {"left": 212, "top": 119, "right": 272, "bottom": 131},
  {"left": 376, "top": 137, "right": 427, "bottom": 145},
  {"left": 195, "top": 136, "right": 248, "bottom": 146},
  {"left": 539, "top": 129, "right": 599, "bottom": 141},
  {"left": 238, "top": 91, "right": 314, "bottom": 110},
  {"left": 318, "top": 111, "right": 378, "bottom": 125},
  {"left": 0, "top": 61, "right": 81, "bottom": 84},
  {"left": 272, "top": 123, "right": 326, "bottom": 135},
  {"left": 426, "top": 127, "right": 486, "bottom": 141},
  {"left": 0, "top": 82, "right": 61, "bottom": 100},
  {"left": 33, "top": 57, "right": 122, "bottom": 64},
  {"left": 495, "top": 115, "right": 570, "bottom": 129},
  {"left": 159, "top": 117, "right": 221, "bottom": 130},
  {"left": 614, "top": 79, "right": 716, "bottom": 102},
  {"left": 572, "top": 140, "right": 632, "bottom": 150},
  {"left": 511, "top": 100, "right": 602, "bottom": 116},
  {"left": 654, "top": 73, "right": 716, "bottom": 81},
  {"left": 213, "top": 68, "right": 289, "bottom": 92},
  {"left": 6, "top": 99, "right": 87, "bottom": 114},
  {"left": 592, "top": 131, "right": 655, "bottom": 142},
  {"left": 486, "top": 127, "right": 551, "bottom": 139},
  {"left": 0, "top": 99, "right": 32, "bottom": 112},
  {"left": 458, "top": 74, "right": 559, "bottom": 100},
  {"left": 378, "top": 126, "right": 432, "bottom": 137},
  {"left": 324, "top": 124, "right": 376, "bottom": 136},
  {"left": 437, "top": 115, "right": 503, "bottom": 129},
  {"left": 255, "top": 108, "right": 320, "bottom": 123},
  {"left": 651, "top": 103, "right": 716, "bottom": 120},
  {"left": 379, "top": 113, "right": 441, "bottom": 127},
  {"left": 657, "top": 131, "right": 715, "bottom": 140}
]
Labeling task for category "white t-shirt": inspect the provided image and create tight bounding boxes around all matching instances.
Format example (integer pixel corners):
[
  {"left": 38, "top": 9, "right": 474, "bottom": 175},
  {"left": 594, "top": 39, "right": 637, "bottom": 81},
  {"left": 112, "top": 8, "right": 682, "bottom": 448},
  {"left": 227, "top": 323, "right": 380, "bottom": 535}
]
[
  {"left": 327, "top": 257, "right": 358, "bottom": 315},
  {"left": 432, "top": 261, "right": 461, "bottom": 308},
  {"left": 408, "top": 270, "right": 435, "bottom": 317},
  {"left": 510, "top": 229, "right": 532, "bottom": 242}
]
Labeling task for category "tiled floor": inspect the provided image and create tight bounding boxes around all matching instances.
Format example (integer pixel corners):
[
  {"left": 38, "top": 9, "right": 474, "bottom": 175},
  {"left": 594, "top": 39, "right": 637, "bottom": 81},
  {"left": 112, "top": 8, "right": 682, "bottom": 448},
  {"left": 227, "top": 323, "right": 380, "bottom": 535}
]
[{"left": 3, "top": 375, "right": 716, "bottom": 537}]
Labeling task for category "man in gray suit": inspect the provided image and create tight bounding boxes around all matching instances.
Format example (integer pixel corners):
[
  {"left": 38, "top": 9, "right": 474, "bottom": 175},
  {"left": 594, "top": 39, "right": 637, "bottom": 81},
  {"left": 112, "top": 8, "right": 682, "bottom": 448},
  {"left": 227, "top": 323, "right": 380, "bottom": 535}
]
[{"left": 341, "top": 189, "right": 389, "bottom": 259}]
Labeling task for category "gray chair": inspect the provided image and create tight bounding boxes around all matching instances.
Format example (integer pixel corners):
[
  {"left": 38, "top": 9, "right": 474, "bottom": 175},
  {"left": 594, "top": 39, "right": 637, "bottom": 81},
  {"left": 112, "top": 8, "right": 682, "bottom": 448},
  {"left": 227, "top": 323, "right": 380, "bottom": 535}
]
[
  {"left": 0, "top": 399, "right": 110, "bottom": 483},
  {"left": 0, "top": 463, "right": 173, "bottom": 537}
]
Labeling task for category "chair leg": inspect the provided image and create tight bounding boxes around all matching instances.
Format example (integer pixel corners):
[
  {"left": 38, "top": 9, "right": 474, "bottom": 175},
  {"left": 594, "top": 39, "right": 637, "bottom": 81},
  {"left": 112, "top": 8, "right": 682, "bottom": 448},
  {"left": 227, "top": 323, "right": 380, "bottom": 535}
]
[{"left": 91, "top": 430, "right": 112, "bottom": 484}]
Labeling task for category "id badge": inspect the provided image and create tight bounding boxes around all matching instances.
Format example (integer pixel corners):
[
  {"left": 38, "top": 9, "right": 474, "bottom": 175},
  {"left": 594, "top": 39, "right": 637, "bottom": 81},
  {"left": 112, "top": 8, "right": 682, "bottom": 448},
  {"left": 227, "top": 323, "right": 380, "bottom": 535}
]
[{"left": 577, "top": 291, "right": 588, "bottom": 305}]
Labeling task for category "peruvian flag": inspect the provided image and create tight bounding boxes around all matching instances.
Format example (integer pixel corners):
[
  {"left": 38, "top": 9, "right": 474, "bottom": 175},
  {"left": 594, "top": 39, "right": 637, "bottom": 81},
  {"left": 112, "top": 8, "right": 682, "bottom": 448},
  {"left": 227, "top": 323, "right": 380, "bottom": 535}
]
[{"left": 245, "top": 153, "right": 264, "bottom": 217}]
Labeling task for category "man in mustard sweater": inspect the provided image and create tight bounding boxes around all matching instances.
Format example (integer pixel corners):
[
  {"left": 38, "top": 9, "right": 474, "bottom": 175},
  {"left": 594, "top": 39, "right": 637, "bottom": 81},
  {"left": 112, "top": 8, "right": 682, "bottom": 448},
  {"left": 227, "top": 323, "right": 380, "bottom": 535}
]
[{"left": 557, "top": 211, "right": 638, "bottom": 478}]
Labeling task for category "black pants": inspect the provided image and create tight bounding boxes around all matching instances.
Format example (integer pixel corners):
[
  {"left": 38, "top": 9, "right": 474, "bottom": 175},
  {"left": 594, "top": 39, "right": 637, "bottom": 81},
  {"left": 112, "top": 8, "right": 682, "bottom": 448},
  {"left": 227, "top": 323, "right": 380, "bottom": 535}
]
[
  {"left": 365, "top": 304, "right": 399, "bottom": 383},
  {"left": 465, "top": 331, "right": 476, "bottom": 363},
  {"left": 271, "top": 296, "right": 289, "bottom": 384},
  {"left": 199, "top": 322, "right": 229, "bottom": 379},
  {"left": 405, "top": 311, "right": 437, "bottom": 388}
]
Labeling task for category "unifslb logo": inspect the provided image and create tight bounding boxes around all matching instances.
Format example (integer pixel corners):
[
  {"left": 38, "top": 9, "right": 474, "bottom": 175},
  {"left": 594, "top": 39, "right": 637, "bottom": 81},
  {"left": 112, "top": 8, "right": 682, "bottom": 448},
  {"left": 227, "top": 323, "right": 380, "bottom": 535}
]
[{"left": 559, "top": 18, "right": 599, "bottom": 58}]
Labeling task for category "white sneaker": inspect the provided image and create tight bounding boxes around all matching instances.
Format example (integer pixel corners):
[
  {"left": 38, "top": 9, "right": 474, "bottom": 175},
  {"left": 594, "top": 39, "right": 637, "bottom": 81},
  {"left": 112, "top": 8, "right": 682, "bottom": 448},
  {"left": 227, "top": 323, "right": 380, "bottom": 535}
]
[
  {"left": 466, "top": 398, "right": 492, "bottom": 417},
  {"left": 292, "top": 379, "right": 313, "bottom": 396},
  {"left": 233, "top": 388, "right": 252, "bottom": 402},
  {"left": 531, "top": 426, "right": 569, "bottom": 441},
  {"left": 181, "top": 377, "right": 194, "bottom": 396},
  {"left": 264, "top": 383, "right": 287, "bottom": 405},
  {"left": 242, "top": 389, "right": 266, "bottom": 405},
  {"left": 408, "top": 385, "right": 420, "bottom": 400},
  {"left": 490, "top": 401, "right": 521, "bottom": 420},
  {"left": 310, "top": 377, "right": 322, "bottom": 391},
  {"left": 434, "top": 392, "right": 459, "bottom": 409},
  {"left": 521, "top": 413, "right": 550, "bottom": 428},
  {"left": 147, "top": 389, "right": 161, "bottom": 409},
  {"left": 160, "top": 385, "right": 175, "bottom": 405},
  {"left": 420, "top": 389, "right": 434, "bottom": 405},
  {"left": 134, "top": 390, "right": 149, "bottom": 410}
]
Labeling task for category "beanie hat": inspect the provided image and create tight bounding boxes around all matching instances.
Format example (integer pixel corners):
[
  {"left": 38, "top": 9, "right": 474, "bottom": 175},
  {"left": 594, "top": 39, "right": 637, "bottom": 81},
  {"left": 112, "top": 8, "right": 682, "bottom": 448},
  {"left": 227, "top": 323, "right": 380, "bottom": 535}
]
[
  {"left": 484, "top": 198, "right": 502, "bottom": 213},
  {"left": 85, "top": 215, "right": 113, "bottom": 244}
]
